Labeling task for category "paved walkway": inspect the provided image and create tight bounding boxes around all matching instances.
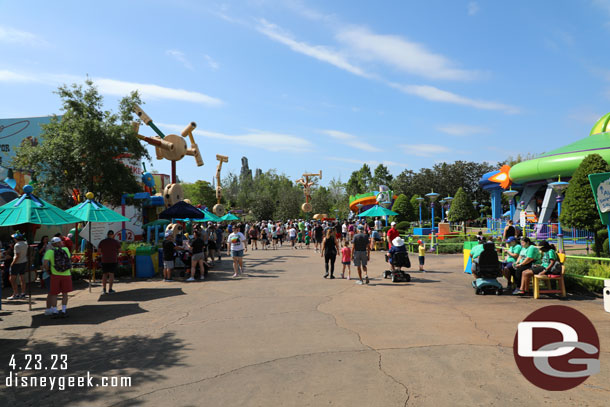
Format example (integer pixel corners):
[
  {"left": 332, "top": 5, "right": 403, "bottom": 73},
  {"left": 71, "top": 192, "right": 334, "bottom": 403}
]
[{"left": 1, "top": 246, "right": 608, "bottom": 406}]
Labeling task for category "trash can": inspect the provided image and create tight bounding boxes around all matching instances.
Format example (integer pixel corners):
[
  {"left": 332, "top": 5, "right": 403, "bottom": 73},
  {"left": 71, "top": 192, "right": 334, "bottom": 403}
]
[
  {"left": 135, "top": 246, "right": 157, "bottom": 278},
  {"left": 463, "top": 241, "right": 479, "bottom": 274}
]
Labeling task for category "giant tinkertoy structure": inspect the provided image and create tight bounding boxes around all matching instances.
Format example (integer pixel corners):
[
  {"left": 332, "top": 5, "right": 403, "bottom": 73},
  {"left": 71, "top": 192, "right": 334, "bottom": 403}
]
[
  {"left": 132, "top": 105, "right": 203, "bottom": 208},
  {"left": 296, "top": 170, "right": 322, "bottom": 213},
  {"left": 213, "top": 154, "right": 229, "bottom": 216}
]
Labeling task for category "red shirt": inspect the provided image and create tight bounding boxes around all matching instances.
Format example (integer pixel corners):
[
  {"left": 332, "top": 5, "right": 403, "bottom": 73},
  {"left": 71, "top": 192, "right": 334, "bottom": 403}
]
[
  {"left": 98, "top": 238, "right": 121, "bottom": 263},
  {"left": 61, "top": 236, "right": 73, "bottom": 252},
  {"left": 386, "top": 227, "right": 399, "bottom": 248}
]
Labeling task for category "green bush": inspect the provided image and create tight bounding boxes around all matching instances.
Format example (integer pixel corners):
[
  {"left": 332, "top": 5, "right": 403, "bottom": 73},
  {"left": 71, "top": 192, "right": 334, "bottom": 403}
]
[
  {"left": 396, "top": 221, "right": 410, "bottom": 231},
  {"left": 436, "top": 243, "right": 463, "bottom": 254},
  {"left": 604, "top": 238, "right": 609, "bottom": 255}
]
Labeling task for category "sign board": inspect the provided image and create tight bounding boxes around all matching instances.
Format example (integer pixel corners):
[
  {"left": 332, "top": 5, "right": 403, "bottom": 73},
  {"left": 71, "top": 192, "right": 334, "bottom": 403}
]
[
  {"left": 0, "top": 117, "right": 56, "bottom": 179},
  {"left": 80, "top": 222, "right": 111, "bottom": 247},
  {"left": 588, "top": 172, "right": 610, "bottom": 226}
]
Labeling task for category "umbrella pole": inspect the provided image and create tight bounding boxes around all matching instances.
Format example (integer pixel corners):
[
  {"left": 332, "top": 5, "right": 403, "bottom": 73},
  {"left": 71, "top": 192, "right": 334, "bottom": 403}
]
[
  {"left": 89, "top": 223, "right": 92, "bottom": 293},
  {"left": 27, "top": 246, "right": 32, "bottom": 311}
]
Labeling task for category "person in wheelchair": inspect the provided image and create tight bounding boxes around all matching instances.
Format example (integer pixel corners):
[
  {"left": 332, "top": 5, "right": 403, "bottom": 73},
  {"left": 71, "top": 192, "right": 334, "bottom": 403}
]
[
  {"left": 474, "top": 241, "right": 501, "bottom": 279},
  {"left": 383, "top": 237, "right": 411, "bottom": 281}
]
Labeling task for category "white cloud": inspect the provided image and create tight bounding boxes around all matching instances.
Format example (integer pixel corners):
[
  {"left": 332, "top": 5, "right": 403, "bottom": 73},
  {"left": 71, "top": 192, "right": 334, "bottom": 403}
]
[
  {"left": 255, "top": 19, "right": 371, "bottom": 78},
  {"left": 0, "top": 70, "right": 38, "bottom": 83},
  {"left": 337, "top": 26, "right": 478, "bottom": 81},
  {"left": 247, "top": 19, "right": 518, "bottom": 113},
  {"left": 0, "top": 25, "right": 47, "bottom": 46},
  {"left": 437, "top": 124, "right": 490, "bottom": 136},
  {"left": 321, "top": 129, "right": 381, "bottom": 152},
  {"left": 389, "top": 82, "right": 519, "bottom": 113},
  {"left": 204, "top": 54, "right": 219, "bottom": 70},
  {"left": 468, "top": 2, "right": 480, "bottom": 16},
  {"left": 401, "top": 144, "right": 451, "bottom": 157},
  {"left": 0, "top": 70, "right": 223, "bottom": 106},
  {"left": 166, "top": 50, "right": 194, "bottom": 70},
  {"left": 157, "top": 123, "right": 312, "bottom": 152},
  {"left": 93, "top": 78, "right": 223, "bottom": 106}
]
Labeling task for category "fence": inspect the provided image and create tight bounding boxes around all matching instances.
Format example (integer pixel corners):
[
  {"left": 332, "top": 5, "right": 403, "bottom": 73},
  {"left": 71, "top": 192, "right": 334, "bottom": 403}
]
[{"left": 486, "top": 219, "right": 594, "bottom": 245}]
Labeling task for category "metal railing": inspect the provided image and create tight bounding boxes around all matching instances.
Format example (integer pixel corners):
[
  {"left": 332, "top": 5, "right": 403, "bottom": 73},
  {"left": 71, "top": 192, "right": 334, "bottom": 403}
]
[{"left": 486, "top": 219, "right": 594, "bottom": 244}]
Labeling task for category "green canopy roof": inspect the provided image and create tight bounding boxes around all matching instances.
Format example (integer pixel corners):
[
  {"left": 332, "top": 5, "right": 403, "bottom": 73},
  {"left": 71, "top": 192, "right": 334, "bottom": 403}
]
[
  {"left": 357, "top": 205, "right": 397, "bottom": 218},
  {"left": 192, "top": 209, "right": 222, "bottom": 222},
  {"left": 143, "top": 218, "right": 171, "bottom": 228},
  {"left": 66, "top": 198, "right": 129, "bottom": 223},
  {"left": 0, "top": 186, "right": 83, "bottom": 226},
  {"left": 221, "top": 213, "right": 239, "bottom": 221}
]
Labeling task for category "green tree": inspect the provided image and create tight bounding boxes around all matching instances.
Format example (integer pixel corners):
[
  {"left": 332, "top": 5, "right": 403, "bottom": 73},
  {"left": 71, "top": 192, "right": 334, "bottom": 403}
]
[
  {"left": 448, "top": 187, "right": 477, "bottom": 230},
  {"left": 346, "top": 164, "right": 372, "bottom": 195},
  {"left": 410, "top": 194, "right": 428, "bottom": 222},
  {"left": 560, "top": 154, "right": 610, "bottom": 256},
  {"left": 372, "top": 164, "right": 393, "bottom": 188},
  {"left": 310, "top": 186, "right": 332, "bottom": 215},
  {"left": 182, "top": 180, "right": 217, "bottom": 209},
  {"left": 392, "top": 194, "right": 413, "bottom": 223},
  {"left": 12, "top": 79, "right": 148, "bottom": 207}
]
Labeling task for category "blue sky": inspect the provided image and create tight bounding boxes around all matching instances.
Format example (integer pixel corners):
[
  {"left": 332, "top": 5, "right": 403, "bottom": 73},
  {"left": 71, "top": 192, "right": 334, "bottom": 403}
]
[{"left": 2, "top": 0, "right": 610, "bottom": 185}]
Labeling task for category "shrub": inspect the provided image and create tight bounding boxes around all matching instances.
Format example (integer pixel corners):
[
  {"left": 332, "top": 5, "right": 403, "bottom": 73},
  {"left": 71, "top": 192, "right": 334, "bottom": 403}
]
[
  {"left": 396, "top": 221, "right": 410, "bottom": 231},
  {"left": 436, "top": 243, "right": 463, "bottom": 254}
]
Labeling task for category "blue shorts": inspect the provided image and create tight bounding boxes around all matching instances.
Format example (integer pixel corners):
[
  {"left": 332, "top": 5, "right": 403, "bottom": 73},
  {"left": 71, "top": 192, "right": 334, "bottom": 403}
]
[
  {"left": 231, "top": 250, "right": 244, "bottom": 258},
  {"left": 419, "top": 256, "right": 425, "bottom": 265}
]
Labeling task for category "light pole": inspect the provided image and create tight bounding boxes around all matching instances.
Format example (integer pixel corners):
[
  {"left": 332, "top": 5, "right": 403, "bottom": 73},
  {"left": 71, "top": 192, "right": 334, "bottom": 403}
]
[
  {"left": 440, "top": 198, "right": 446, "bottom": 221},
  {"left": 416, "top": 197, "right": 425, "bottom": 227},
  {"left": 549, "top": 179, "right": 569, "bottom": 253},
  {"left": 444, "top": 196, "right": 453, "bottom": 226},
  {"left": 426, "top": 192, "right": 440, "bottom": 246},
  {"left": 503, "top": 189, "right": 519, "bottom": 222}
]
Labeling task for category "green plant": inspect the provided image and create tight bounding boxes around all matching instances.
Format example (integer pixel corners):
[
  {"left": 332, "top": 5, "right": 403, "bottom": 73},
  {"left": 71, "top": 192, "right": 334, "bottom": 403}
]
[
  {"left": 436, "top": 243, "right": 463, "bottom": 254},
  {"left": 396, "top": 221, "right": 410, "bottom": 231}
]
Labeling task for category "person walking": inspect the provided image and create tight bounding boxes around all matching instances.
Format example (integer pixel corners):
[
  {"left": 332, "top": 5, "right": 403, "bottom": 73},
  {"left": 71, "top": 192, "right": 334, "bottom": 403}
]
[
  {"left": 43, "top": 237, "right": 72, "bottom": 318},
  {"left": 162, "top": 232, "right": 177, "bottom": 281},
  {"left": 352, "top": 225, "right": 371, "bottom": 284},
  {"left": 418, "top": 239, "right": 426, "bottom": 272},
  {"left": 321, "top": 228, "right": 340, "bottom": 279},
  {"left": 341, "top": 241, "right": 352, "bottom": 279},
  {"left": 7, "top": 232, "right": 28, "bottom": 300},
  {"left": 227, "top": 224, "right": 247, "bottom": 277},
  {"left": 187, "top": 231, "right": 206, "bottom": 281},
  {"left": 313, "top": 222, "right": 324, "bottom": 252},
  {"left": 98, "top": 230, "right": 121, "bottom": 294}
]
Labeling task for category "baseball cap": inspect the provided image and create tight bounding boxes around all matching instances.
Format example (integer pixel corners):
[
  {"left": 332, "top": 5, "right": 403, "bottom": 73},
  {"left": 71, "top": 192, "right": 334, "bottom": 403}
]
[
  {"left": 506, "top": 236, "right": 516, "bottom": 243},
  {"left": 391, "top": 222, "right": 396, "bottom": 226},
  {"left": 51, "top": 237, "right": 62, "bottom": 244},
  {"left": 417, "top": 240, "right": 423, "bottom": 244},
  {"left": 11, "top": 232, "right": 24, "bottom": 240}
]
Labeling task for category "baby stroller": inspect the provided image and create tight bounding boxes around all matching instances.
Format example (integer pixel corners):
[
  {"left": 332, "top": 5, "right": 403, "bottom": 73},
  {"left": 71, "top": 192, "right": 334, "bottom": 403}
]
[
  {"left": 383, "top": 251, "right": 411, "bottom": 283},
  {"left": 472, "top": 242, "right": 503, "bottom": 295}
]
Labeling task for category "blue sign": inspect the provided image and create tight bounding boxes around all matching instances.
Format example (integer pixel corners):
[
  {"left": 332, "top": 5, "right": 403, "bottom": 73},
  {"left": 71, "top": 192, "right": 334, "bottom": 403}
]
[{"left": 0, "top": 116, "right": 55, "bottom": 179}]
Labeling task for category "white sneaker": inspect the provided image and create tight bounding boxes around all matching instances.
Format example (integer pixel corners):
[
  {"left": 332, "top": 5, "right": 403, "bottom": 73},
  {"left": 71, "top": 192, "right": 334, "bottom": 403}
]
[
  {"left": 186, "top": 277, "right": 195, "bottom": 282},
  {"left": 44, "top": 309, "right": 54, "bottom": 316},
  {"left": 200, "top": 275, "right": 205, "bottom": 280},
  {"left": 356, "top": 280, "right": 364, "bottom": 285}
]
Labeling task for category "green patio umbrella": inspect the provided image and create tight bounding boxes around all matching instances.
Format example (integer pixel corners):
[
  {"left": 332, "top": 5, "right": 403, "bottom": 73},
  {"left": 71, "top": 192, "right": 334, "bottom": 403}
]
[
  {"left": 196, "top": 209, "right": 222, "bottom": 222},
  {"left": 221, "top": 212, "right": 239, "bottom": 221},
  {"left": 0, "top": 185, "right": 83, "bottom": 226},
  {"left": 358, "top": 205, "right": 398, "bottom": 218},
  {"left": 66, "top": 192, "right": 129, "bottom": 292},
  {"left": 66, "top": 193, "right": 130, "bottom": 223},
  {"left": 0, "top": 185, "right": 82, "bottom": 310}
]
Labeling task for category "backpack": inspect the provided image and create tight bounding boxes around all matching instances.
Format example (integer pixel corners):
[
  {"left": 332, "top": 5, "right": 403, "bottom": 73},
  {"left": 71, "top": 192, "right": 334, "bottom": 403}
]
[{"left": 53, "top": 248, "right": 71, "bottom": 272}]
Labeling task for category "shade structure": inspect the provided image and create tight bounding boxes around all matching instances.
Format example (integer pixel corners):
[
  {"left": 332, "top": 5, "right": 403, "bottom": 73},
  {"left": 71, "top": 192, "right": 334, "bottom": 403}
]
[
  {"left": 159, "top": 201, "right": 205, "bottom": 220},
  {"left": 0, "top": 185, "right": 82, "bottom": 226},
  {"left": 221, "top": 212, "right": 239, "bottom": 221},
  {"left": 66, "top": 198, "right": 129, "bottom": 223},
  {"left": 357, "top": 205, "right": 398, "bottom": 218}
]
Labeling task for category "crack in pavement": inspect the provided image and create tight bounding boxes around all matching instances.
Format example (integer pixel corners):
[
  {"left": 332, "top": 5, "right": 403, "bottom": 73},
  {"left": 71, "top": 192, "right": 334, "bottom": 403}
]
[
  {"left": 315, "top": 285, "right": 411, "bottom": 406},
  {"left": 105, "top": 348, "right": 372, "bottom": 407},
  {"left": 157, "top": 295, "right": 242, "bottom": 331}
]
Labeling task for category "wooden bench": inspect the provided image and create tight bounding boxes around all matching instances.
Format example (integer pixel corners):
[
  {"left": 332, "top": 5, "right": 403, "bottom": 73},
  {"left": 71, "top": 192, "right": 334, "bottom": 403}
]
[{"left": 533, "top": 253, "right": 566, "bottom": 299}]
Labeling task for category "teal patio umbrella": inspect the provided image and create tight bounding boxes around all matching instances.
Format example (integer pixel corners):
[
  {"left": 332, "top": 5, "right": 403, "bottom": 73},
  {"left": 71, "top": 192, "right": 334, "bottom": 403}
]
[
  {"left": 66, "top": 192, "right": 129, "bottom": 292},
  {"left": 198, "top": 209, "right": 222, "bottom": 222},
  {"left": 0, "top": 185, "right": 82, "bottom": 310},
  {"left": 358, "top": 205, "right": 398, "bottom": 218},
  {"left": 221, "top": 212, "right": 239, "bottom": 221}
]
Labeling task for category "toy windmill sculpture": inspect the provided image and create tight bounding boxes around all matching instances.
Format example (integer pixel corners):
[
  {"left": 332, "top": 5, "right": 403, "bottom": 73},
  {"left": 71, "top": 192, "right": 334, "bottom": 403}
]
[
  {"left": 296, "top": 170, "right": 322, "bottom": 212},
  {"left": 132, "top": 104, "right": 204, "bottom": 208},
  {"left": 213, "top": 154, "right": 229, "bottom": 216}
]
